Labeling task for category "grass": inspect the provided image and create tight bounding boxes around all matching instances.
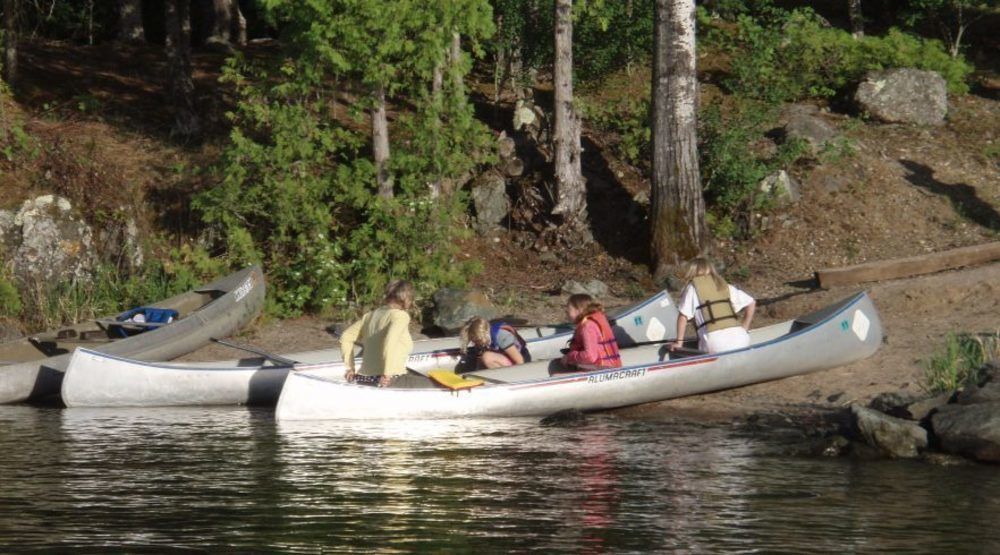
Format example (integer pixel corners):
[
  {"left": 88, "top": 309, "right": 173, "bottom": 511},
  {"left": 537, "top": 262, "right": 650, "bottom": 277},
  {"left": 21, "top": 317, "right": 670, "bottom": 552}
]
[{"left": 923, "top": 331, "right": 1000, "bottom": 394}]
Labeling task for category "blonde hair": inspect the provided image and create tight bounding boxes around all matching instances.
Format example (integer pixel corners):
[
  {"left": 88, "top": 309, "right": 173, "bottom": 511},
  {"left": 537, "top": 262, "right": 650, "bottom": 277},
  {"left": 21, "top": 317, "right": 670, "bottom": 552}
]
[
  {"left": 459, "top": 317, "right": 490, "bottom": 354},
  {"left": 683, "top": 257, "right": 727, "bottom": 290},
  {"left": 383, "top": 280, "right": 414, "bottom": 310},
  {"left": 567, "top": 293, "right": 605, "bottom": 323}
]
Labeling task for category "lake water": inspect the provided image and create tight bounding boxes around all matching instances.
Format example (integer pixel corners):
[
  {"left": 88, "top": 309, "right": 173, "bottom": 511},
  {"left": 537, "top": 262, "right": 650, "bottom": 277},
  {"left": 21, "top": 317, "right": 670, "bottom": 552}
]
[{"left": 1, "top": 405, "right": 998, "bottom": 552}]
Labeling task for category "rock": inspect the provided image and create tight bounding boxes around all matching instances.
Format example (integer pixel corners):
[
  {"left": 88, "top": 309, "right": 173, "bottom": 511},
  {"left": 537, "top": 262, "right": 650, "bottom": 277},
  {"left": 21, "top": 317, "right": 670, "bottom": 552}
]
[
  {"left": 539, "top": 252, "right": 558, "bottom": 263},
  {"left": 431, "top": 288, "right": 497, "bottom": 334},
  {"left": 868, "top": 391, "right": 919, "bottom": 418},
  {"left": 854, "top": 68, "right": 948, "bottom": 126},
  {"left": 96, "top": 216, "right": 143, "bottom": 272},
  {"left": 810, "top": 435, "right": 851, "bottom": 457},
  {"left": 903, "top": 393, "right": 953, "bottom": 422},
  {"left": 560, "top": 279, "right": 609, "bottom": 299},
  {"left": 783, "top": 106, "right": 839, "bottom": 155},
  {"left": 540, "top": 408, "right": 587, "bottom": 427},
  {"left": 497, "top": 132, "right": 516, "bottom": 159},
  {"left": 930, "top": 402, "right": 1000, "bottom": 463},
  {"left": 825, "top": 391, "right": 845, "bottom": 404},
  {"left": 957, "top": 381, "right": 1000, "bottom": 405},
  {"left": 0, "top": 318, "right": 23, "bottom": 342},
  {"left": 1, "top": 195, "right": 96, "bottom": 286},
  {"left": 470, "top": 172, "right": 509, "bottom": 236},
  {"left": 758, "top": 170, "right": 801, "bottom": 206},
  {"left": 850, "top": 404, "right": 928, "bottom": 458}
]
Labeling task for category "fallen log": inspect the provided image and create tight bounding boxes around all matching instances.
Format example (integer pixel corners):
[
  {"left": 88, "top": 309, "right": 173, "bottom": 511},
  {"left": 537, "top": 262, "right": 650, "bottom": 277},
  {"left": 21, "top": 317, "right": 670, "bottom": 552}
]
[{"left": 816, "top": 241, "right": 1000, "bottom": 288}]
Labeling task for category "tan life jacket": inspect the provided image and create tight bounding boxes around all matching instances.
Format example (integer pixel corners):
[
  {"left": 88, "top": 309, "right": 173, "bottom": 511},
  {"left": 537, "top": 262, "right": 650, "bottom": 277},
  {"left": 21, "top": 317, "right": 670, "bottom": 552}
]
[{"left": 691, "top": 275, "right": 741, "bottom": 333}]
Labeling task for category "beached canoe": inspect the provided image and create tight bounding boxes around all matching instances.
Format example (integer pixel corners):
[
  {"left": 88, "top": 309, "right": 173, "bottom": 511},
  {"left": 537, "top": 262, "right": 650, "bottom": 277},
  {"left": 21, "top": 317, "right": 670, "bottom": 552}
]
[
  {"left": 61, "top": 290, "right": 679, "bottom": 407},
  {"left": 0, "top": 265, "right": 265, "bottom": 404},
  {"left": 274, "top": 292, "right": 883, "bottom": 421}
]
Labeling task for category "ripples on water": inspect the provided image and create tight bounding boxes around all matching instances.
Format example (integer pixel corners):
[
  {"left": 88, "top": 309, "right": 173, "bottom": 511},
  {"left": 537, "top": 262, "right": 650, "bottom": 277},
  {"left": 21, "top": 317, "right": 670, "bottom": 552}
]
[{"left": 1, "top": 405, "right": 999, "bottom": 552}]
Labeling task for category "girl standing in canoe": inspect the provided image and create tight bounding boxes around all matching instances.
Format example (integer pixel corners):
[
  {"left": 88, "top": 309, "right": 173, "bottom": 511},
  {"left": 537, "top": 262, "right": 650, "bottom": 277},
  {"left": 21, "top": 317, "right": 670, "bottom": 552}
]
[
  {"left": 340, "top": 280, "right": 415, "bottom": 387},
  {"left": 561, "top": 294, "right": 622, "bottom": 371},
  {"left": 670, "top": 257, "right": 756, "bottom": 354}
]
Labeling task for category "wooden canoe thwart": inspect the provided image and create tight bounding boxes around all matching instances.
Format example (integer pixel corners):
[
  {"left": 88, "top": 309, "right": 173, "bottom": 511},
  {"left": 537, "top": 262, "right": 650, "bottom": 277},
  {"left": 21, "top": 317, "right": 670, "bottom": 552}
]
[{"left": 816, "top": 242, "right": 1000, "bottom": 288}]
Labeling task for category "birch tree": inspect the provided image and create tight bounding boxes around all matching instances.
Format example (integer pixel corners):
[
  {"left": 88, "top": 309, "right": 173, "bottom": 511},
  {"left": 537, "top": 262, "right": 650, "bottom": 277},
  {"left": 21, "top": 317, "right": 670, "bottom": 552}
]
[
  {"left": 651, "top": 0, "right": 706, "bottom": 278},
  {"left": 552, "top": 0, "right": 588, "bottom": 232}
]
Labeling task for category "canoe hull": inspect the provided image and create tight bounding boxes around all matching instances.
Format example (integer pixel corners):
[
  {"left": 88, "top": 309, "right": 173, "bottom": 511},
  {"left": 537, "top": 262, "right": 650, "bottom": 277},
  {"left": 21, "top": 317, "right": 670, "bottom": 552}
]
[
  {"left": 275, "top": 293, "right": 883, "bottom": 420},
  {"left": 59, "top": 290, "right": 679, "bottom": 407},
  {"left": 2, "top": 266, "right": 265, "bottom": 404}
]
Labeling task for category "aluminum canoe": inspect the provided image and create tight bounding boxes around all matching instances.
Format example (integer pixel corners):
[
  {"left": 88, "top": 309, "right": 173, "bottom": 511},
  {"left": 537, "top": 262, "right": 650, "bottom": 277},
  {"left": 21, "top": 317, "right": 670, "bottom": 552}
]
[
  {"left": 274, "top": 292, "right": 883, "bottom": 421},
  {"left": 0, "top": 265, "right": 265, "bottom": 404},
  {"left": 60, "top": 290, "right": 679, "bottom": 407}
]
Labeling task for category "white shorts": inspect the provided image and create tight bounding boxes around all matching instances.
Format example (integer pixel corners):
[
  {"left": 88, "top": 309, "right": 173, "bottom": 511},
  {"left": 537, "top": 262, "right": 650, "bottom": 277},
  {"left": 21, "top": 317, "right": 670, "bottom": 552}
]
[{"left": 700, "top": 326, "right": 750, "bottom": 354}]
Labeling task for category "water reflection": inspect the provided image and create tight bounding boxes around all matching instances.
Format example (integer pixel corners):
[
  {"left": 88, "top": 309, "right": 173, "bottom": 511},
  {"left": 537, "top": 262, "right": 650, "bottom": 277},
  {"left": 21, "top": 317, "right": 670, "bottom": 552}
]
[{"left": 1, "top": 406, "right": 999, "bottom": 551}]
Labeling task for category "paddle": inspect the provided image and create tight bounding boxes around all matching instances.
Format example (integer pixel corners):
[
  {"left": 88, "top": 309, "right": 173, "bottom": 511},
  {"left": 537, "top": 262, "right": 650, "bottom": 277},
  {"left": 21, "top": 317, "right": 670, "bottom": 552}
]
[
  {"left": 559, "top": 337, "right": 704, "bottom": 356},
  {"left": 210, "top": 338, "right": 300, "bottom": 367}
]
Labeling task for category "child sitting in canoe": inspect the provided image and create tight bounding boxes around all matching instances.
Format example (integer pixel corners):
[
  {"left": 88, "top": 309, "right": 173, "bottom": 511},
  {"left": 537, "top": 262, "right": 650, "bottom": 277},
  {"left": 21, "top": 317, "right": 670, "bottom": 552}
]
[
  {"left": 458, "top": 317, "right": 529, "bottom": 370},
  {"left": 340, "top": 280, "right": 416, "bottom": 387},
  {"left": 560, "top": 294, "right": 622, "bottom": 371},
  {"left": 670, "top": 257, "right": 756, "bottom": 354}
]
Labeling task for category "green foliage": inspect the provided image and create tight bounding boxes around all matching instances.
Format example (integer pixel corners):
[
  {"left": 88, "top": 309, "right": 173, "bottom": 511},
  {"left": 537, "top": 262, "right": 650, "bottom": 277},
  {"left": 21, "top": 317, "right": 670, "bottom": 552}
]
[
  {"left": 577, "top": 97, "right": 650, "bottom": 168},
  {"left": 923, "top": 332, "right": 1000, "bottom": 393},
  {"left": 699, "top": 99, "right": 807, "bottom": 239},
  {"left": 717, "top": 8, "right": 974, "bottom": 103},
  {"left": 0, "top": 271, "right": 22, "bottom": 318},
  {"left": 196, "top": 3, "right": 495, "bottom": 316},
  {"left": 902, "top": 0, "right": 1000, "bottom": 56}
]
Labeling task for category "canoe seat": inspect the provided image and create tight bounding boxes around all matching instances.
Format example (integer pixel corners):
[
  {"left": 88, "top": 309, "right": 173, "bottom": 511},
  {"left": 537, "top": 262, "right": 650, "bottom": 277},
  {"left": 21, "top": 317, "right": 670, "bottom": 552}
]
[
  {"left": 96, "top": 307, "right": 179, "bottom": 338},
  {"left": 428, "top": 370, "right": 484, "bottom": 391}
]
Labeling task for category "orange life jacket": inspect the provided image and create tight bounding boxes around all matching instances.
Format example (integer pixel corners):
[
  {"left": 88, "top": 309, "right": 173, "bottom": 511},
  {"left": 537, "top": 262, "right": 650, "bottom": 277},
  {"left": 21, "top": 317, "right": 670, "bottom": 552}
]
[{"left": 570, "top": 311, "right": 622, "bottom": 369}]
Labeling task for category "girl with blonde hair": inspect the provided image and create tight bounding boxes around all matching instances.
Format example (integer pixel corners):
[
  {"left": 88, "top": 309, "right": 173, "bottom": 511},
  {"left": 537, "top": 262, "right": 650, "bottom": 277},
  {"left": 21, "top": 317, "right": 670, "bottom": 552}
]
[
  {"left": 458, "top": 317, "right": 529, "bottom": 370},
  {"left": 340, "top": 280, "right": 416, "bottom": 387},
  {"left": 560, "top": 293, "right": 622, "bottom": 371},
  {"left": 670, "top": 257, "right": 756, "bottom": 354}
]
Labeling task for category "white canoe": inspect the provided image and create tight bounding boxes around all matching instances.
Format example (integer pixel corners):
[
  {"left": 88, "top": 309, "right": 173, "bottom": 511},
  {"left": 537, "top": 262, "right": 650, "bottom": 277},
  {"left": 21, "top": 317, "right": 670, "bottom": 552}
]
[
  {"left": 274, "top": 292, "right": 883, "bottom": 421},
  {"left": 61, "top": 290, "right": 679, "bottom": 407}
]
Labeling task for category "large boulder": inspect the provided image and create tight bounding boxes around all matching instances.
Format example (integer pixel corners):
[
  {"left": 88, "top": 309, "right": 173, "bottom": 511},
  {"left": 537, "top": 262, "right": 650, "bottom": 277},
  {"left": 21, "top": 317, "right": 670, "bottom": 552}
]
[
  {"left": 430, "top": 288, "right": 497, "bottom": 334},
  {"left": 470, "top": 172, "right": 509, "bottom": 236},
  {"left": 851, "top": 404, "right": 928, "bottom": 458},
  {"left": 854, "top": 69, "right": 948, "bottom": 125},
  {"left": 0, "top": 195, "right": 96, "bottom": 286},
  {"left": 930, "top": 402, "right": 1000, "bottom": 463}
]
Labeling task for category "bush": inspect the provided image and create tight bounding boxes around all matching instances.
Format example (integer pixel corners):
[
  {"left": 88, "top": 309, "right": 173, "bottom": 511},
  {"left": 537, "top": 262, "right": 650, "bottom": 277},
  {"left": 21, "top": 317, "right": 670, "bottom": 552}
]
[
  {"left": 923, "top": 332, "right": 1000, "bottom": 393},
  {"left": 699, "top": 99, "right": 807, "bottom": 239},
  {"left": 578, "top": 97, "right": 651, "bottom": 169},
  {"left": 194, "top": 57, "right": 485, "bottom": 317},
  {"left": 719, "top": 9, "right": 974, "bottom": 102}
]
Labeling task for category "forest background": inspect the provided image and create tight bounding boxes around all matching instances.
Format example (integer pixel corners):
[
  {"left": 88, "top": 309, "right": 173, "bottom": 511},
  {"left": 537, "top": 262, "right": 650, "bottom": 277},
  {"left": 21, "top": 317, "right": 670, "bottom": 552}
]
[{"left": 0, "top": 0, "right": 996, "bottom": 338}]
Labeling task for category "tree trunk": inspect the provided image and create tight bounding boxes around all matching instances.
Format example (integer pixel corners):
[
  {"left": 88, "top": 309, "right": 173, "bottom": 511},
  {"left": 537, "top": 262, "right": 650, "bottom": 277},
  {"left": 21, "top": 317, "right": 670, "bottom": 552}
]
[
  {"left": 231, "top": 0, "right": 246, "bottom": 46},
  {"left": 2, "top": 0, "right": 16, "bottom": 87},
  {"left": 651, "top": 0, "right": 706, "bottom": 279},
  {"left": 207, "top": 0, "right": 232, "bottom": 44},
  {"left": 449, "top": 31, "right": 463, "bottom": 95},
  {"left": 372, "top": 85, "right": 393, "bottom": 199},
  {"left": 165, "top": 0, "right": 201, "bottom": 139},
  {"left": 552, "top": 0, "right": 587, "bottom": 227},
  {"left": 848, "top": 0, "right": 864, "bottom": 38}
]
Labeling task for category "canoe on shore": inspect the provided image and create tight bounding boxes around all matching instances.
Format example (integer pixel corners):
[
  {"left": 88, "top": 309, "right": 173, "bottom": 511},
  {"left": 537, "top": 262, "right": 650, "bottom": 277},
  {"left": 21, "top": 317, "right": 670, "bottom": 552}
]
[
  {"left": 61, "top": 290, "right": 680, "bottom": 407},
  {"left": 0, "top": 265, "right": 265, "bottom": 404},
  {"left": 274, "top": 292, "right": 883, "bottom": 421}
]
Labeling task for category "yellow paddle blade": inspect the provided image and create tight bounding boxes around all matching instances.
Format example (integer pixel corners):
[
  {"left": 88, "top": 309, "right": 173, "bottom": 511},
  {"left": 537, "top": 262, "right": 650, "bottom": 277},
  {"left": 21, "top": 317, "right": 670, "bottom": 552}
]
[{"left": 428, "top": 370, "right": 484, "bottom": 391}]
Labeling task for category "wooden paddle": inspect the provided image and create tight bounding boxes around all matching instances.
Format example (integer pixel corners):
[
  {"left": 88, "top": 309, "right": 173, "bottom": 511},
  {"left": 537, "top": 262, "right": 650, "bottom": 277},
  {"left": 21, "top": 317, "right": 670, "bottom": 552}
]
[{"left": 210, "top": 338, "right": 300, "bottom": 367}]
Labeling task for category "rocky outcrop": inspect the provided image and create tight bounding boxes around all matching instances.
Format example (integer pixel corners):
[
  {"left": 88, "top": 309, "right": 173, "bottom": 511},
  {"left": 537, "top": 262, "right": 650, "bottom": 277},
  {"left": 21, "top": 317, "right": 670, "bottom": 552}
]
[
  {"left": 758, "top": 170, "right": 801, "bottom": 206},
  {"left": 471, "top": 172, "right": 509, "bottom": 236},
  {"left": 930, "top": 402, "right": 1000, "bottom": 463},
  {"left": 0, "top": 195, "right": 96, "bottom": 286},
  {"left": 854, "top": 68, "right": 948, "bottom": 125},
  {"left": 851, "top": 404, "right": 928, "bottom": 458},
  {"left": 430, "top": 288, "right": 498, "bottom": 334},
  {"left": 783, "top": 104, "right": 839, "bottom": 155}
]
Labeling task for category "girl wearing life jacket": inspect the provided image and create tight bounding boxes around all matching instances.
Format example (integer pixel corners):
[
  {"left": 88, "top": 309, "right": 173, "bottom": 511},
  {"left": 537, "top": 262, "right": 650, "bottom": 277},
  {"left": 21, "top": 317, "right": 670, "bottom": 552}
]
[
  {"left": 670, "top": 257, "right": 756, "bottom": 354},
  {"left": 459, "top": 317, "right": 529, "bottom": 369},
  {"left": 561, "top": 294, "right": 622, "bottom": 371}
]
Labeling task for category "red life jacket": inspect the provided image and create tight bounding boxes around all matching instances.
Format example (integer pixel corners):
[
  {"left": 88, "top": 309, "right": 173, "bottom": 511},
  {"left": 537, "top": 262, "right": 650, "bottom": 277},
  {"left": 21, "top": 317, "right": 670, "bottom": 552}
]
[{"left": 569, "top": 311, "right": 622, "bottom": 369}]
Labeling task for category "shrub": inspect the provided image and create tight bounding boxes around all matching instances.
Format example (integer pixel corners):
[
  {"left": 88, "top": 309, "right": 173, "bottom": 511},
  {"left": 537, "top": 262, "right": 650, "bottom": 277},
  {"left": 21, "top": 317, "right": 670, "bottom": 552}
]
[
  {"left": 720, "top": 9, "right": 973, "bottom": 102},
  {"left": 923, "top": 332, "right": 1000, "bottom": 393}
]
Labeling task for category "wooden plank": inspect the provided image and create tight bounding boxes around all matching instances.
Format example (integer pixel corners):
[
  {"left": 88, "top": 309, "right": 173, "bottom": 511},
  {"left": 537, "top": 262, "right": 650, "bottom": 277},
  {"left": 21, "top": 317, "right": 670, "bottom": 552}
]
[{"left": 816, "top": 242, "right": 1000, "bottom": 288}]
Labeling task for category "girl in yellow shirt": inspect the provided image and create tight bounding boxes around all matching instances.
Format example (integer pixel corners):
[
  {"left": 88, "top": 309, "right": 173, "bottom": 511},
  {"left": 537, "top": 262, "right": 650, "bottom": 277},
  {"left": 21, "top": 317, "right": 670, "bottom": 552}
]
[{"left": 340, "top": 280, "right": 415, "bottom": 387}]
